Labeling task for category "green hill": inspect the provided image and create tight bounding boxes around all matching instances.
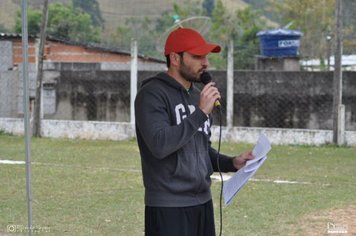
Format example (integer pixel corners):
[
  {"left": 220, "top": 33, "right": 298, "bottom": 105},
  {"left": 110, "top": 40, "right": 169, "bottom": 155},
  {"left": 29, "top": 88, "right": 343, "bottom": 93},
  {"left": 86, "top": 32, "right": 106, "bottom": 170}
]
[
  {"left": 0, "top": 0, "right": 19, "bottom": 31},
  {"left": 99, "top": 0, "right": 250, "bottom": 31},
  {"left": 0, "top": 0, "right": 69, "bottom": 31},
  {"left": 0, "top": 0, "right": 252, "bottom": 33}
]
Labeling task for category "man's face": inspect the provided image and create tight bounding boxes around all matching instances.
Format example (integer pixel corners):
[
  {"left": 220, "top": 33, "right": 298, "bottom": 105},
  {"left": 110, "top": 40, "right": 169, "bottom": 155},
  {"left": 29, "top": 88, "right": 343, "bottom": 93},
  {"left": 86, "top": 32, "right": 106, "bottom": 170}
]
[{"left": 178, "top": 52, "right": 209, "bottom": 83}]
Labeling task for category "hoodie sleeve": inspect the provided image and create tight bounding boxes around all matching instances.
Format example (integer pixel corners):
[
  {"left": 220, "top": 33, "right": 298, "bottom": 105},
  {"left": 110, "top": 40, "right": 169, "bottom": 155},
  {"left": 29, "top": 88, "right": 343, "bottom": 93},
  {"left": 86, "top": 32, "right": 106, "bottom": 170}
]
[
  {"left": 209, "top": 145, "right": 237, "bottom": 172},
  {"left": 206, "top": 116, "right": 236, "bottom": 172},
  {"left": 135, "top": 84, "right": 208, "bottom": 159}
]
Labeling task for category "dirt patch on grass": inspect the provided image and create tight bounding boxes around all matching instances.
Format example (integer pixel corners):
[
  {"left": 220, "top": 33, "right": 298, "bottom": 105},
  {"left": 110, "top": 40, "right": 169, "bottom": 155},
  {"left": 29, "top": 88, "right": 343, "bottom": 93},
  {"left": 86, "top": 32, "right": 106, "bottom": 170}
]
[{"left": 290, "top": 205, "right": 356, "bottom": 235}]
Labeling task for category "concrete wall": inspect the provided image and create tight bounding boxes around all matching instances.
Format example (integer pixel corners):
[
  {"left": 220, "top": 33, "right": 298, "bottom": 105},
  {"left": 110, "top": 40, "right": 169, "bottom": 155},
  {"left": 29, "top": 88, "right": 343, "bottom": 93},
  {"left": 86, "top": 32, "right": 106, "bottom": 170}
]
[
  {"left": 210, "top": 71, "right": 356, "bottom": 130},
  {"left": 42, "top": 69, "right": 159, "bottom": 122},
  {"left": 48, "top": 70, "right": 132, "bottom": 121},
  {"left": 255, "top": 56, "right": 301, "bottom": 71},
  {"left": 39, "top": 70, "right": 356, "bottom": 131},
  {"left": 1, "top": 118, "right": 355, "bottom": 146},
  {"left": 0, "top": 40, "right": 12, "bottom": 71},
  {"left": 2, "top": 68, "right": 356, "bottom": 131},
  {"left": 0, "top": 71, "right": 19, "bottom": 117}
]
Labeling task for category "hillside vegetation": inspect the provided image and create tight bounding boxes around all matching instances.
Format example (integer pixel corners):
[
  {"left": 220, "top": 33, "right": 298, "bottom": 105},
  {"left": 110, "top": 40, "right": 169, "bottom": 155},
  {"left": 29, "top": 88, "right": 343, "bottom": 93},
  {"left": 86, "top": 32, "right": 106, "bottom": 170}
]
[{"left": 0, "top": 0, "right": 249, "bottom": 32}]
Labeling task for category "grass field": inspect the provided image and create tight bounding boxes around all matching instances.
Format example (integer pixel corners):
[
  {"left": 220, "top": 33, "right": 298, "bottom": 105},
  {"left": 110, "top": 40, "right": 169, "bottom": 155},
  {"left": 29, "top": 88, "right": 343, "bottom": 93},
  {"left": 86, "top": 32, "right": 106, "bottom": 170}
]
[{"left": 0, "top": 133, "right": 355, "bottom": 235}]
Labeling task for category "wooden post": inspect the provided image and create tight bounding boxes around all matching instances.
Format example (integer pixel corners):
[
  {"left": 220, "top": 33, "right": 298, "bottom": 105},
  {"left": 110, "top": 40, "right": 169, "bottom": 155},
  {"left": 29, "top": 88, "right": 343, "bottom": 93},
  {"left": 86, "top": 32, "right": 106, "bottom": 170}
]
[
  {"left": 33, "top": 0, "right": 49, "bottom": 137},
  {"left": 130, "top": 39, "right": 138, "bottom": 124}
]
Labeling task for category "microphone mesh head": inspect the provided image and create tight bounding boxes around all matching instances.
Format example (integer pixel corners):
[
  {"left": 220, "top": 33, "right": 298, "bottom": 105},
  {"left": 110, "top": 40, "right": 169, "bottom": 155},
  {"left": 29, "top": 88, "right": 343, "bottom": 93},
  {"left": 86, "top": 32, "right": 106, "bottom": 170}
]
[{"left": 200, "top": 71, "right": 212, "bottom": 85}]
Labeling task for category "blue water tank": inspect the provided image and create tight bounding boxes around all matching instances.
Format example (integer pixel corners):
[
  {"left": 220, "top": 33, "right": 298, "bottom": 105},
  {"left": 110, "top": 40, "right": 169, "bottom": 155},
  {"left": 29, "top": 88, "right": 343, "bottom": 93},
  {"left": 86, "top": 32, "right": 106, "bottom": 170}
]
[{"left": 257, "top": 29, "right": 303, "bottom": 57}]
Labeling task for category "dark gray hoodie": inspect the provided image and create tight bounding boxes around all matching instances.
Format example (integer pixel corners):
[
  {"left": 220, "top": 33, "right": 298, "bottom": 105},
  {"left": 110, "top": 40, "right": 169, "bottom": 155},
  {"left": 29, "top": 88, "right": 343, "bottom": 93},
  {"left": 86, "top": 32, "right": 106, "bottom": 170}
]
[{"left": 135, "top": 72, "right": 236, "bottom": 207}]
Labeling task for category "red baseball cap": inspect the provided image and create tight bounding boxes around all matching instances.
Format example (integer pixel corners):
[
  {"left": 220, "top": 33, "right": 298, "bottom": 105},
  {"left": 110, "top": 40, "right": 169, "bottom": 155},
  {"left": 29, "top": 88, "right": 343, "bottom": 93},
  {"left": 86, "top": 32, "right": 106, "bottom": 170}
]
[{"left": 164, "top": 28, "right": 221, "bottom": 56}]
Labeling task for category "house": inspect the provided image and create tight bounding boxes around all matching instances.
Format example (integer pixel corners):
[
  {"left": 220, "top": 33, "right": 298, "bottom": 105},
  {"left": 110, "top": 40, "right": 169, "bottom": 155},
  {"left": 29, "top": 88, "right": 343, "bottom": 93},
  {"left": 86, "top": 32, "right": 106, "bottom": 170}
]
[
  {"left": 0, "top": 32, "right": 165, "bottom": 71},
  {"left": 0, "top": 33, "right": 165, "bottom": 120},
  {"left": 301, "top": 55, "right": 356, "bottom": 71}
]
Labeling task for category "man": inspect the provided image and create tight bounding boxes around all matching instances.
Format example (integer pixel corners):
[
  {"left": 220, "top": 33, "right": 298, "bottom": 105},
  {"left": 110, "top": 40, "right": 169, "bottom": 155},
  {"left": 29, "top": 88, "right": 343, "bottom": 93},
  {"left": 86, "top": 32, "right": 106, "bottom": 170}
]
[{"left": 135, "top": 27, "right": 254, "bottom": 236}]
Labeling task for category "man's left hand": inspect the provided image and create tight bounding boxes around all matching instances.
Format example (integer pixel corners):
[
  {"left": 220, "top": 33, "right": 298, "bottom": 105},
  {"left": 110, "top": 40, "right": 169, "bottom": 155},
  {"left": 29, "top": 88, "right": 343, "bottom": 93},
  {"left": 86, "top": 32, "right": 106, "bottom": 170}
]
[{"left": 232, "top": 151, "right": 255, "bottom": 170}]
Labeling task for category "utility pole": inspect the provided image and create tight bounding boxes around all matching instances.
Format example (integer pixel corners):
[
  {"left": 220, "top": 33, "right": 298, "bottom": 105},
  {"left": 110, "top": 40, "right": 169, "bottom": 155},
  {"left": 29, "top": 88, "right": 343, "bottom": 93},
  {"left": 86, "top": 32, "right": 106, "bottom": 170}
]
[
  {"left": 33, "top": 0, "right": 49, "bottom": 137},
  {"left": 326, "top": 34, "right": 332, "bottom": 71},
  {"left": 130, "top": 39, "right": 138, "bottom": 124},
  {"left": 332, "top": 0, "right": 344, "bottom": 145},
  {"left": 226, "top": 39, "right": 234, "bottom": 128},
  {"left": 21, "top": 0, "right": 33, "bottom": 234}
]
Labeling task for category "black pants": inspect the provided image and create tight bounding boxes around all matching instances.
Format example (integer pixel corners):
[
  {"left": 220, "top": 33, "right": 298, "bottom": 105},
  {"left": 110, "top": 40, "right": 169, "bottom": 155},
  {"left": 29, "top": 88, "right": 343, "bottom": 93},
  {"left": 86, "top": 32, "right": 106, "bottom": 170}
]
[{"left": 145, "top": 200, "right": 215, "bottom": 236}]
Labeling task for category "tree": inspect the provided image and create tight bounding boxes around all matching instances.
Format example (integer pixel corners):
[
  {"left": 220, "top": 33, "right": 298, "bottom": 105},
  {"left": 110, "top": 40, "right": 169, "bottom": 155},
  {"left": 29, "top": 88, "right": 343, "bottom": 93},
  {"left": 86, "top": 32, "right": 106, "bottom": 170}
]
[
  {"left": 15, "top": 2, "right": 101, "bottom": 43},
  {"left": 268, "top": 0, "right": 335, "bottom": 61},
  {"left": 126, "top": 17, "right": 158, "bottom": 56},
  {"left": 73, "top": 0, "right": 104, "bottom": 27},
  {"left": 0, "top": 23, "right": 9, "bottom": 32},
  {"left": 202, "top": 0, "right": 215, "bottom": 17},
  {"left": 153, "top": 0, "right": 204, "bottom": 34},
  {"left": 234, "top": 7, "right": 266, "bottom": 69},
  {"left": 210, "top": 0, "right": 234, "bottom": 43},
  {"left": 210, "top": 0, "right": 266, "bottom": 69},
  {"left": 342, "top": 0, "right": 356, "bottom": 54},
  {"left": 103, "top": 0, "right": 204, "bottom": 59},
  {"left": 48, "top": 3, "right": 100, "bottom": 42},
  {"left": 15, "top": 7, "right": 42, "bottom": 35},
  {"left": 111, "top": 26, "right": 132, "bottom": 49},
  {"left": 33, "top": 0, "right": 49, "bottom": 137},
  {"left": 209, "top": 0, "right": 233, "bottom": 68}
]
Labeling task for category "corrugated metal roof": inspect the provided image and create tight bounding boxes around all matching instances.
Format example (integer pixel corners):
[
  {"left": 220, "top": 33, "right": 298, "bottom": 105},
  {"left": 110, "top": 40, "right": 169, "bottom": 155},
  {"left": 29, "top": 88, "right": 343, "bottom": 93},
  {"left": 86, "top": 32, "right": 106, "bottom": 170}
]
[
  {"left": 0, "top": 32, "right": 36, "bottom": 38},
  {"left": 0, "top": 32, "right": 164, "bottom": 63}
]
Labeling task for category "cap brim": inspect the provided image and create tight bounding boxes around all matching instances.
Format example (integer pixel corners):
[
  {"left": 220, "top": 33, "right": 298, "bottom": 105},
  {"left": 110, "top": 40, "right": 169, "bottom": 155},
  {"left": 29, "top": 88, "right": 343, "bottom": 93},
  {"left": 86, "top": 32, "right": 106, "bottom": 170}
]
[{"left": 186, "top": 43, "right": 221, "bottom": 56}]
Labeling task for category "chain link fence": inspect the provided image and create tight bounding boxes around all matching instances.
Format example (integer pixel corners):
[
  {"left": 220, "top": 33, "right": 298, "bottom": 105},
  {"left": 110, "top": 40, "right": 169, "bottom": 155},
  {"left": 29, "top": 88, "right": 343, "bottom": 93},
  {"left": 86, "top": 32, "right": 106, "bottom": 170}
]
[
  {"left": 0, "top": 0, "right": 356, "bottom": 131},
  {"left": 1, "top": 2, "right": 356, "bottom": 236}
]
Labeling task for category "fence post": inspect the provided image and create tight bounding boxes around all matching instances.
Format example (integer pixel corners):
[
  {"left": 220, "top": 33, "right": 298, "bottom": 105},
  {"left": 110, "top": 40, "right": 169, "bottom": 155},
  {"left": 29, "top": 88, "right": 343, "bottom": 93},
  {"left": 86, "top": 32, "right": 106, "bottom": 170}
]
[
  {"left": 332, "top": 0, "right": 344, "bottom": 145},
  {"left": 21, "top": 0, "right": 33, "bottom": 235},
  {"left": 226, "top": 39, "right": 234, "bottom": 128},
  {"left": 337, "top": 104, "right": 345, "bottom": 145},
  {"left": 130, "top": 39, "right": 138, "bottom": 124}
]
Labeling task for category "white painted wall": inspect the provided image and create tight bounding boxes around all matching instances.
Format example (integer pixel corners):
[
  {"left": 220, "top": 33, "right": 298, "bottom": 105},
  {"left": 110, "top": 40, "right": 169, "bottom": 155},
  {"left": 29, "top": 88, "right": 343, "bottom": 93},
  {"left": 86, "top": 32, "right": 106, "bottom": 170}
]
[{"left": 1, "top": 118, "right": 355, "bottom": 146}]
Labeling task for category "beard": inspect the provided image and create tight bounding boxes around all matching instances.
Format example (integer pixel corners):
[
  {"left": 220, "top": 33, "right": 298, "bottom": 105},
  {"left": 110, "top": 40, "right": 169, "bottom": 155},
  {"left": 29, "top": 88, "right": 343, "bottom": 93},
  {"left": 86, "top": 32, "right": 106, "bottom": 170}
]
[{"left": 178, "top": 60, "right": 204, "bottom": 83}]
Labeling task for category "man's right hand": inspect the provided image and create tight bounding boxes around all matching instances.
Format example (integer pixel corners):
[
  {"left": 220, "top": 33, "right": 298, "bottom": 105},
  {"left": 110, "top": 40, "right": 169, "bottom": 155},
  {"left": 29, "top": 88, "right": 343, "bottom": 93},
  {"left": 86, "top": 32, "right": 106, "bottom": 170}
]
[{"left": 199, "top": 82, "right": 221, "bottom": 115}]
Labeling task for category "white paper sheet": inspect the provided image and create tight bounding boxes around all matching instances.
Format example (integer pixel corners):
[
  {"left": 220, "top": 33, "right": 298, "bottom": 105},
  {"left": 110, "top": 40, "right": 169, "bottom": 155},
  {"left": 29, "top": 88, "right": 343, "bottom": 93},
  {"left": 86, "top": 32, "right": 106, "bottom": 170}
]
[{"left": 223, "top": 133, "right": 271, "bottom": 205}]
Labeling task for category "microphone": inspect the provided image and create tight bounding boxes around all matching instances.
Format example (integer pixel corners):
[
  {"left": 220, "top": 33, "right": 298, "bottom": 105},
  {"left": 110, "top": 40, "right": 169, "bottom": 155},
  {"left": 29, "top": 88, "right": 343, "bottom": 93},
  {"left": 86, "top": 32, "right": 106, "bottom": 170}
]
[{"left": 200, "top": 71, "right": 221, "bottom": 107}]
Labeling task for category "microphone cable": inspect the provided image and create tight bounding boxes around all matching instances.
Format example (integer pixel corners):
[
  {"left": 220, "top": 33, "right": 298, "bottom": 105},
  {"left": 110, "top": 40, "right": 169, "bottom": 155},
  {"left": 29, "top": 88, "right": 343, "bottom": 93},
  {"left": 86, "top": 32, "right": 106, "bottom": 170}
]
[
  {"left": 200, "top": 71, "right": 224, "bottom": 235},
  {"left": 216, "top": 105, "right": 224, "bottom": 236}
]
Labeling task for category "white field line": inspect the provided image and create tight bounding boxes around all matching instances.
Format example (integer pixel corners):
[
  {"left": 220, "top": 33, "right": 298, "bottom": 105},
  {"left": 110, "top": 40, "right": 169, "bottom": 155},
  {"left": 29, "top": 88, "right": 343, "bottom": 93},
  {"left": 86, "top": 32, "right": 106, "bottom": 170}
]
[
  {"left": 32, "top": 162, "right": 141, "bottom": 172},
  {"left": 211, "top": 174, "right": 312, "bottom": 185},
  {"left": 0, "top": 160, "right": 320, "bottom": 186},
  {"left": 0, "top": 160, "right": 25, "bottom": 165},
  {"left": 0, "top": 160, "right": 140, "bottom": 172},
  {"left": 251, "top": 178, "right": 311, "bottom": 185},
  {"left": 211, "top": 174, "right": 232, "bottom": 181}
]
